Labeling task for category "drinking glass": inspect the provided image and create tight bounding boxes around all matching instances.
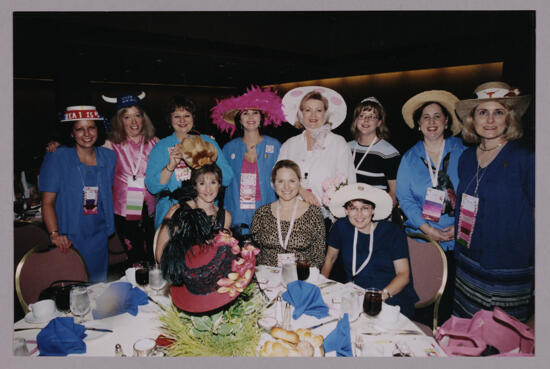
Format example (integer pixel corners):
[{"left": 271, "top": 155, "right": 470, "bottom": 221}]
[
  {"left": 70, "top": 286, "right": 91, "bottom": 322},
  {"left": 392, "top": 342, "right": 413, "bottom": 357},
  {"left": 281, "top": 262, "right": 298, "bottom": 286},
  {"left": 148, "top": 265, "right": 164, "bottom": 295},
  {"left": 296, "top": 257, "right": 310, "bottom": 281},
  {"left": 363, "top": 288, "right": 382, "bottom": 317}
]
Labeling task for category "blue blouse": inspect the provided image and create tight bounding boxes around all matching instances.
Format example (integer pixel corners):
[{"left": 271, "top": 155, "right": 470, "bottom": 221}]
[
  {"left": 454, "top": 141, "right": 534, "bottom": 269},
  {"left": 145, "top": 133, "right": 234, "bottom": 229},
  {"left": 222, "top": 136, "right": 281, "bottom": 234},
  {"left": 327, "top": 218, "right": 419, "bottom": 318},
  {"left": 396, "top": 136, "right": 466, "bottom": 250}
]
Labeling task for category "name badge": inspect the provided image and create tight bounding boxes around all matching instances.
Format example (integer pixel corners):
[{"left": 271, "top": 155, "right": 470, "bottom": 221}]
[
  {"left": 422, "top": 187, "right": 445, "bottom": 222},
  {"left": 277, "top": 253, "right": 296, "bottom": 268},
  {"left": 168, "top": 146, "right": 192, "bottom": 181},
  {"left": 126, "top": 176, "right": 145, "bottom": 221},
  {"left": 83, "top": 186, "right": 99, "bottom": 215},
  {"left": 240, "top": 173, "right": 256, "bottom": 210},
  {"left": 265, "top": 144, "right": 274, "bottom": 154},
  {"left": 456, "top": 193, "right": 479, "bottom": 248}
]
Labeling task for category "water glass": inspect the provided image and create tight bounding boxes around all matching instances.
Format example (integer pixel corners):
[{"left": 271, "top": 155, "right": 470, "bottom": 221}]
[
  {"left": 70, "top": 286, "right": 91, "bottom": 322},
  {"left": 148, "top": 266, "right": 164, "bottom": 295},
  {"left": 281, "top": 262, "right": 298, "bottom": 286},
  {"left": 363, "top": 288, "right": 382, "bottom": 317}
]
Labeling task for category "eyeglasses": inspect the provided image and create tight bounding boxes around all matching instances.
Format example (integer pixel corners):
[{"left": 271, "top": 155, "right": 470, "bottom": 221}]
[
  {"left": 346, "top": 205, "right": 373, "bottom": 214},
  {"left": 357, "top": 114, "right": 379, "bottom": 122}
]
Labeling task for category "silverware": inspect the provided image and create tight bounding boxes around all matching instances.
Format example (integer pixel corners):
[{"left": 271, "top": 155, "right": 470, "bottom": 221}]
[
  {"left": 359, "top": 329, "right": 422, "bottom": 336},
  {"left": 264, "top": 291, "right": 282, "bottom": 310},
  {"left": 14, "top": 327, "right": 113, "bottom": 333},
  {"left": 306, "top": 318, "right": 339, "bottom": 330},
  {"left": 317, "top": 281, "right": 338, "bottom": 290},
  {"left": 148, "top": 295, "right": 166, "bottom": 311}
]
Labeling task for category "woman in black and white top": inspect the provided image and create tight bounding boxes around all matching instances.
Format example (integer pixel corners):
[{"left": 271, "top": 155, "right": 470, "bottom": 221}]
[{"left": 347, "top": 97, "right": 400, "bottom": 207}]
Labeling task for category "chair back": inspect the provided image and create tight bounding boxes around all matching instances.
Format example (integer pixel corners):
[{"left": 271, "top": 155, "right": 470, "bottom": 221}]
[
  {"left": 407, "top": 233, "right": 447, "bottom": 335},
  {"left": 108, "top": 232, "right": 128, "bottom": 266},
  {"left": 15, "top": 246, "right": 89, "bottom": 313},
  {"left": 14, "top": 224, "right": 50, "bottom": 268},
  {"left": 153, "top": 227, "right": 160, "bottom": 261}
]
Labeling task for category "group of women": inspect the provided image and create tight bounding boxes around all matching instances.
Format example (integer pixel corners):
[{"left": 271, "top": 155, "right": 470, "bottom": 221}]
[{"left": 39, "top": 81, "right": 534, "bottom": 324}]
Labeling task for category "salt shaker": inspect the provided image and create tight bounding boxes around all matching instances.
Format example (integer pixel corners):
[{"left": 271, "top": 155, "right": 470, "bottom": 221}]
[
  {"left": 115, "top": 343, "right": 127, "bottom": 357},
  {"left": 282, "top": 302, "right": 292, "bottom": 330},
  {"left": 275, "top": 296, "right": 284, "bottom": 326}
]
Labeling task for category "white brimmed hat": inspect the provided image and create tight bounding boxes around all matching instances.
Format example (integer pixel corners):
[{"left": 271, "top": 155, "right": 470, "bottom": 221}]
[
  {"left": 329, "top": 183, "right": 392, "bottom": 220},
  {"left": 60, "top": 106, "right": 103, "bottom": 122},
  {"left": 455, "top": 81, "right": 531, "bottom": 122},
  {"left": 401, "top": 90, "right": 462, "bottom": 136},
  {"left": 282, "top": 86, "right": 347, "bottom": 130}
]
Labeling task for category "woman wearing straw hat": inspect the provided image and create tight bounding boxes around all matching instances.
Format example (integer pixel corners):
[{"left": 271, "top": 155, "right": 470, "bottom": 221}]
[
  {"left": 210, "top": 86, "right": 284, "bottom": 236},
  {"left": 396, "top": 90, "right": 466, "bottom": 323},
  {"left": 40, "top": 106, "right": 116, "bottom": 282},
  {"left": 453, "top": 82, "right": 534, "bottom": 322},
  {"left": 277, "top": 86, "right": 356, "bottom": 222},
  {"left": 145, "top": 95, "right": 233, "bottom": 230},
  {"left": 321, "top": 183, "right": 418, "bottom": 318}
]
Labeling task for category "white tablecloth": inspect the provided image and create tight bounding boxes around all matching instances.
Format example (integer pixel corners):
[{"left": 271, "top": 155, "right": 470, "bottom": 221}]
[{"left": 13, "top": 268, "right": 446, "bottom": 357}]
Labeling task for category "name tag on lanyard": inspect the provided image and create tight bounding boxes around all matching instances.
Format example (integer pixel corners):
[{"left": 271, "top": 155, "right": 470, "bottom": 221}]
[
  {"left": 126, "top": 176, "right": 145, "bottom": 221},
  {"left": 83, "top": 186, "right": 99, "bottom": 215},
  {"left": 240, "top": 173, "right": 257, "bottom": 210},
  {"left": 422, "top": 187, "right": 445, "bottom": 222},
  {"left": 456, "top": 193, "right": 479, "bottom": 248}
]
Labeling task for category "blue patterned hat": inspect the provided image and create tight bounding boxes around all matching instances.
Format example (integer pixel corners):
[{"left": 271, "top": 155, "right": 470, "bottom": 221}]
[{"left": 102, "top": 91, "right": 146, "bottom": 110}]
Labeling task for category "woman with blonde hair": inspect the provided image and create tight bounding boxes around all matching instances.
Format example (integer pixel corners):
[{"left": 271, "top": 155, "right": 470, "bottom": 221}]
[{"left": 453, "top": 82, "right": 534, "bottom": 322}]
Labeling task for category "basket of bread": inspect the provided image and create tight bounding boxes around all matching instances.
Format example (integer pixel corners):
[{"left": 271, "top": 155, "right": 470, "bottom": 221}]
[{"left": 259, "top": 327, "right": 325, "bottom": 357}]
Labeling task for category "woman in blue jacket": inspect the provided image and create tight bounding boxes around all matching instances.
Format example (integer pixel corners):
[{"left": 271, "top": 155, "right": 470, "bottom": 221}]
[
  {"left": 145, "top": 95, "right": 233, "bottom": 229},
  {"left": 396, "top": 90, "right": 466, "bottom": 323},
  {"left": 211, "top": 86, "right": 285, "bottom": 236},
  {"left": 40, "top": 106, "right": 116, "bottom": 282}
]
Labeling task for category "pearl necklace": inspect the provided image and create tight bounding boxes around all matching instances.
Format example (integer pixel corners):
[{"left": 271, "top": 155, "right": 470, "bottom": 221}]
[{"left": 478, "top": 142, "right": 504, "bottom": 152}]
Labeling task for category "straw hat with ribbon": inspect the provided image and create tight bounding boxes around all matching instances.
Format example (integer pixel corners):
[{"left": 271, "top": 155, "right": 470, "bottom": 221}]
[
  {"left": 455, "top": 81, "right": 531, "bottom": 122},
  {"left": 401, "top": 90, "right": 462, "bottom": 136}
]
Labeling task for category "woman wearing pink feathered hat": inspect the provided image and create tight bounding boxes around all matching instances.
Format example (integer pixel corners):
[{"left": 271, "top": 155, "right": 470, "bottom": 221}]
[{"left": 211, "top": 86, "right": 285, "bottom": 236}]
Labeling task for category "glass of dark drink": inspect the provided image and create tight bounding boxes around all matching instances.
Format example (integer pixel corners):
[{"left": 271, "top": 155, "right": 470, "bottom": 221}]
[
  {"left": 135, "top": 267, "right": 149, "bottom": 286},
  {"left": 54, "top": 284, "right": 72, "bottom": 312},
  {"left": 296, "top": 257, "right": 310, "bottom": 281},
  {"left": 363, "top": 288, "right": 382, "bottom": 317}
]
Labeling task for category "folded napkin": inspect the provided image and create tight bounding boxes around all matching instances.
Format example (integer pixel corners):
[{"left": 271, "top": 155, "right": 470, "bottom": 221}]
[
  {"left": 282, "top": 280, "right": 329, "bottom": 320},
  {"left": 323, "top": 313, "right": 353, "bottom": 357},
  {"left": 92, "top": 282, "right": 148, "bottom": 319},
  {"left": 37, "top": 317, "right": 86, "bottom": 356}
]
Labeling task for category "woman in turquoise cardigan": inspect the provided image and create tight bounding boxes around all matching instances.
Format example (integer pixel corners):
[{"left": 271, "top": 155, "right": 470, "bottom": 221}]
[
  {"left": 211, "top": 86, "right": 285, "bottom": 236},
  {"left": 145, "top": 95, "right": 233, "bottom": 229}
]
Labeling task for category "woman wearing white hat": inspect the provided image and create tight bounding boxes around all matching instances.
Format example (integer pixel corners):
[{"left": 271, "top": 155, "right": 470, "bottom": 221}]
[
  {"left": 40, "top": 106, "right": 116, "bottom": 282},
  {"left": 395, "top": 90, "right": 466, "bottom": 323},
  {"left": 277, "top": 86, "right": 356, "bottom": 221},
  {"left": 320, "top": 183, "right": 418, "bottom": 318},
  {"left": 453, "top": 82, "right": 534, "bottom": 322}
]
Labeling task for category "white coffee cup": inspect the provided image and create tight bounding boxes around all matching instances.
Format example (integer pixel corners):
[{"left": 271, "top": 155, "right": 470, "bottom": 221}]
[
  {"left": 133, "top": 338, "right": 157, "bottom": 357},
  {"left": 29, "top": 299, "right": 56, "bottom": 321}
]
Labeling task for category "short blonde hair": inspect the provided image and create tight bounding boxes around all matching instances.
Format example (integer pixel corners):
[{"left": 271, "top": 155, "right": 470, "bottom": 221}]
[
  {"left": 461, "top": 101, "right": 523, "bottom": 144},
  {"left": 295, "top": 91, "right": 330, "bottom": 129},
  {"left": 109, "top": 105, "right": 156, "bottom": 144}
]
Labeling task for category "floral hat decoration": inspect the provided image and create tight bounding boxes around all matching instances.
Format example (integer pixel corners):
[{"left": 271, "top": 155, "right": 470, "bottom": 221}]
[
  {"left": 162, "top": 208, "right": 259, "bottom": 313},
  {"left": 210, "top": 85, "right": 285, "bottom": 137}
]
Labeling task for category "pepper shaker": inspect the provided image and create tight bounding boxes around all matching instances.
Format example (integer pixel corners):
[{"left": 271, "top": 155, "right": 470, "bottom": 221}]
[{"left": 282, "top": 302, "right": 292, "bottom": 330}]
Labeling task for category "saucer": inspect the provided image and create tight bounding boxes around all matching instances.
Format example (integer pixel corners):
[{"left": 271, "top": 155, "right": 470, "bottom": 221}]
[{"left": 24, "top": 310, "right": 61, "bottom": 324}]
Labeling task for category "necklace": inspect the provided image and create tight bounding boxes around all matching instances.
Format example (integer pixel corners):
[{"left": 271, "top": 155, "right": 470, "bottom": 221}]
[{"left": 478, "top": 142, "right": 504, "bottom": 152}]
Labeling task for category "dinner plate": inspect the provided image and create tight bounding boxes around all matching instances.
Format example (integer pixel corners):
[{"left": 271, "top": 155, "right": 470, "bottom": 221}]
[
  {"left": 83, "top": 320, "right": 113, "bottom": 341},
  {"left": 23, "top": 310, "right": 61, "bottom": 324}
]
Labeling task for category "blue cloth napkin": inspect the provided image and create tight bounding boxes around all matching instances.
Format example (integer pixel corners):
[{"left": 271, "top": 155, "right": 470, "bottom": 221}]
[
  {"left": 323, "top": 313, "right": 353, "bottom": 357},
  {"left": 37, "top": 317, "right": 86, "bottom": 356},
  {"left": 92, "top": 282, "right": 148, "bottom": 319},
  {"left": 282, "top": 280, "right": 329, "bottom": 320}
]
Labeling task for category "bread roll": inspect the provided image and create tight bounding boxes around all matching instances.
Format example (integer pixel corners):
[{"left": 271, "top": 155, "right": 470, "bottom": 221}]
[
  {"left": 295, "top": 328, "right": 324, "bottom": 347},
  {"left": 296, "top": 341, "right": 314, "bottom": 357},
  {"left": 270, "top": 327, "right": 299, "bottom": 344},
  {"left": 259, "top": 341, "right": 289, "bottom": 357}
]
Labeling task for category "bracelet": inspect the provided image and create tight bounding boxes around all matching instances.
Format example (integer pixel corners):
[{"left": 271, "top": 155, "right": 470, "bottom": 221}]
[
  {"left": 165, "top": 166, "right": 174, "bottom": 172},
  {"left": 383, "top": 288, "right": 392, "bottom": 299},
  {"left": 49, "top": 230, "right": 59, "bottom": 237}
]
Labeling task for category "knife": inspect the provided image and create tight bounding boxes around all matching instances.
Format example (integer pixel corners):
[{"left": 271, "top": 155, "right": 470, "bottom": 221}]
[
  {"left": 14, "top": 327, "right": 113, "bottom": 333},
  {"left": 306, "top": 317, "right": 339, "bottom": 330}
]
